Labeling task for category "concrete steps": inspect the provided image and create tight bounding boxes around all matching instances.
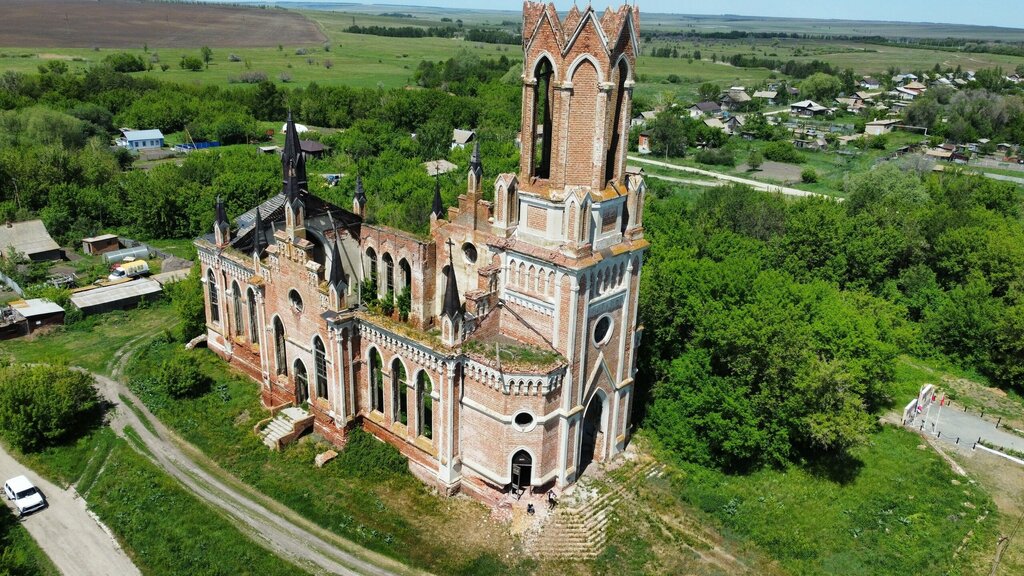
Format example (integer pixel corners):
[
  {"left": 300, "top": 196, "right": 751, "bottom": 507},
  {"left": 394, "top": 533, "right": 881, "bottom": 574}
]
[{"left": 259, "top": 406, "right": 313, "bottom": 450}]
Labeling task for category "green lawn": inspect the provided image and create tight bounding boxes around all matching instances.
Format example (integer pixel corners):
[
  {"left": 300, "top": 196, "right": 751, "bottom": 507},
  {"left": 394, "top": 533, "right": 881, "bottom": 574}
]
[
  {"left": 0, "top": 304, "right": 177, "bottom": 374},
  {"left": 0, "top": 506, "right": 59, "bottom": 576},
  {"left": 125, "top": 340, "right": 530, "bottom": 576},
  {"left": 663, "top": 425, "right": 997, "bottom": 576}
]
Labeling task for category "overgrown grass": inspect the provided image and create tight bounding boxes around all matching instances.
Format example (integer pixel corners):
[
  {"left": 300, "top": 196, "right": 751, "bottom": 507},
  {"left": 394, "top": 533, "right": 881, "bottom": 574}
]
[
  {"left": 659, "top": 426, "right": 997, "bottom": 575},
  {"left": 86, "top": 439, "right": 306, "bottom": 575},
  {"left": 9, "top": 427, "right": 115, "bottom": 489},
  {"left": 0, "top": 304, "right": 176, "bottom": 374},
  {"left": 0, "top": 505, "right": 59, "bottom": 576},
  {"left": 125, "top": 340, "right": 530, "bottom": 575}
]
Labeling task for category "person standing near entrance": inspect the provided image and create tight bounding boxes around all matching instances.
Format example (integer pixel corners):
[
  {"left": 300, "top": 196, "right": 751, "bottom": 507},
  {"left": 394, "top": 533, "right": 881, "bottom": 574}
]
[{"left": 547, "top": 489, "right": 557, "bottom": 510}]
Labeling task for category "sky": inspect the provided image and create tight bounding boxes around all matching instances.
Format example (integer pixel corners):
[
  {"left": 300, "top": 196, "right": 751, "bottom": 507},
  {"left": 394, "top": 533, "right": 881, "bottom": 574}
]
[{"left": 244, "top": 0, "right": 1024, "bottom": 29}]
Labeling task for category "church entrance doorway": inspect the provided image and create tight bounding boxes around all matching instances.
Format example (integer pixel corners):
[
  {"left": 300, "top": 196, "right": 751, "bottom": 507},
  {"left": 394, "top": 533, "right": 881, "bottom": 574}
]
[
  {"left": 580, "top": 393, "right": 605, "bottom": 475},
  {"left": 511, "top": 450, "right": 532, "bottom": 496}
]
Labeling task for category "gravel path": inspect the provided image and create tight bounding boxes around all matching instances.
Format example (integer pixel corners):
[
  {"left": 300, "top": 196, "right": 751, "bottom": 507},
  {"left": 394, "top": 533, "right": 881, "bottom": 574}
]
[
  {"left": 0, "top": 446, "right": 141, "bottom": 576},
  {"left": 91, "top": 370, "right": 423, "bottom": 576}
]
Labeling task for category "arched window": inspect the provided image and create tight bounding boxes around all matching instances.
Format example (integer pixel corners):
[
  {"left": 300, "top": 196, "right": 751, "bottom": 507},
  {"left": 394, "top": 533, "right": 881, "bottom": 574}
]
[
  {"left": 417, "top": 371, "right": 433, "bottom": 439},
  {"left": 366, "top": 247, "right": 378, "bottom": 288},
  {"left": 369, "top": 348, "right": 383, "bottom": 413},
  {"left": 399, "top": 258, "right": 411, "bottom": 291},
  {"left": 392, "top": 358, "right": 407, "bottom": 425},
  {"left": 232, "top": 281, "right": 243, "bottom": 336},
  {"left": 313, "top": 336, "right": 328, "bottom": 400},
  {"left": 532, "top": 57, "right": 554, "bottom": 179},
  {"left": 294, "top": 359, "right": 309, "bottom": 404},
  {"left": 247, "top": 288, "right": 259, "bottom": 344},
  {"left": 605, "top": 59, "right": 629, "bottom": 184},
  {"left": 274, "top": 317, "right": 287, "bottom": 375},
  {"left": 207, "top": 270, "right": 220, "bottom": 323},
  {"left": 382, "top": 253, "right": 394, "bottom": 296}
]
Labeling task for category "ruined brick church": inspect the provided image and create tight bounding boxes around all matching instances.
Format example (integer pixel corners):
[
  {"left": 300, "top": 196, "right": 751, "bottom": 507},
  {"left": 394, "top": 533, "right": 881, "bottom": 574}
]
[{"left": 196, "top": 1, "right": 647, "bottom": 502}]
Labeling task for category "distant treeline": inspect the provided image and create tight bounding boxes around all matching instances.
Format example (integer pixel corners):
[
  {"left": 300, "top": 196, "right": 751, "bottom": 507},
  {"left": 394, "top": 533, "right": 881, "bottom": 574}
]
[
  {"left": 642, "top": 29, "right": 1024, "bottom": 58},
  {"left": 345, "top": 25, "right": 520, "bottom": 45},
  {"left": 727, "top": 54, "right": 839, "bottom": 78}
]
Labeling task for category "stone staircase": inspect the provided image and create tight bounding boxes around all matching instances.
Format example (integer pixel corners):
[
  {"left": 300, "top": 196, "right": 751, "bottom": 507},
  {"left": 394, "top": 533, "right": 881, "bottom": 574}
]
[
  {"left": 258, "top": 406, "right": 314, "bottom": 450},
  {"left": 526, "top": 459, "right": 665, "bottom": 559}
]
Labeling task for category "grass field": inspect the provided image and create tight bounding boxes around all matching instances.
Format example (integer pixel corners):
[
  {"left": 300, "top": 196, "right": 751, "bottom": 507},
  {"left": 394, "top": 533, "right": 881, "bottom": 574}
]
[
  {"left": 0, "top": 506, "right": 59, "bottom": 576},
  {"left": 2, "top": 4, "right": 1022, "bottom": 104}
]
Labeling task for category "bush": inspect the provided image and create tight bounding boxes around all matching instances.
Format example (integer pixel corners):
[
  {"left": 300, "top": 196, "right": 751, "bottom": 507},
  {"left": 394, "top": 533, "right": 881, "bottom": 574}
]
[
  {"left": 801, "top": 167, "right": 819, "bottom": 183},
  {"left": 156, "top": 353, "right": 209, "bottom": 398},
  {"left": 764, "top": 141, "right": 802, "bottom": 163},
  {"left": 179, "top": 56, "right": 203, "bottom": 71},
  {"left": 695, "top": 148, "right": 735, "bottom": 167},
  {"left": 334, "top": 427, "right": 408, "bottom": 479},
  {"left": 0, "top": 364, "right": 100, "bottom": 452},
  {"left": 103, "top": 52, "right": 147, "bottom": 73},
  {"left": 747, "top": 150, "right": 764, "bottom": 170}
]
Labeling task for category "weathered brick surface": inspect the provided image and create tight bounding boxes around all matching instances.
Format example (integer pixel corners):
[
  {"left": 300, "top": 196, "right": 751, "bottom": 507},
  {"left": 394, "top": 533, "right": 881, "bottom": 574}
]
[{"left": 198, "top": 1, "right": 647, "bottom": 503}]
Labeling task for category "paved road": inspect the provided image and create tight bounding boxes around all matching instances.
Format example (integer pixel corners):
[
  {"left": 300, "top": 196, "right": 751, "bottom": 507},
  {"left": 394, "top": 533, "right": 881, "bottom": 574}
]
[
  {"left": 91, "top": 363, "right": 420, "bottom": 576},
  {"left": 0, "top": 446, "right": 141, "bottom": 576},
  {"left": 628, "top": 155, "right": 838, "bottom": 199},
  {"left": 912, "top": 404, "right": 1024, "bottom": 453}
]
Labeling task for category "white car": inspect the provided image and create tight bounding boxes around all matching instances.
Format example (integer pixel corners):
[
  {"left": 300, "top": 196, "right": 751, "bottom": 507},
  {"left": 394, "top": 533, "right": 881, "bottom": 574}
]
[{"left": 4, "top": 475, "right": 46, "bottom": 516}]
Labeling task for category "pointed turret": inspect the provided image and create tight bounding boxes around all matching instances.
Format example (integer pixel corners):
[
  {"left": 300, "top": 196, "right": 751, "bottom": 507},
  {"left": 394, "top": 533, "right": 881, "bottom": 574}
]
[
  {"left": 281, "top": 112, "right": 308, "bottom": 193},
  {"left": 440, "top": 239, "right": 463, "bottom": 346},
  {"left": 467, "top": 140, "right": 483, "bottom": 196},
  {"left": 284, "top": 158, "right": 305, "bottom": 239},
  {"left": 251, "top": 206, "right": 267, "bottom": 257},
  {"left": 328, "top": 238, "right": 348, "bottom": 309},
  {"left": 431, "top": 175, "right": 445, "bottom": 221},
  {"left": 214, "top": 195, "right": 230, "bottom": 246},
  {"left": 352, "top": 173, "right": 367, "bottom": 218}
]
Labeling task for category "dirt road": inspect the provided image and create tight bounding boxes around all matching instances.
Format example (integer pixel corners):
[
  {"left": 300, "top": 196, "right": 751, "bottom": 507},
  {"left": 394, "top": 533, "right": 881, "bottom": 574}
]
[
  {"left": 628, "top": 155, "right": 837, "bottom": 199},
  {"left": 0, "top": 447, "right": 140, "bottom": 576},
  {"left": 91, "top": 370, "right": 422, "bottom": 576}
]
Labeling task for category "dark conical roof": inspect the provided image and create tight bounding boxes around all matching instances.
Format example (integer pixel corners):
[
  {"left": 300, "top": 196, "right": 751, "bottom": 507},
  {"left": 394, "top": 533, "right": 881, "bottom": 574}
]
[
  {"left": 469, "top": 140, "right": 483, "bottom": 181},
  {"left": 329, "top": 238, "right": 346, "bottom": 290},
  {"left": 442, "top": 242, "right": 461, "bottom": 320},
  {"left": 281, "top": 113, "right": 308, "bottom": 193},
  {"left": 251, "top": 206, "right": 267, "bottom": 256},
  {"left": 214, "top": 195, "right": 229, "bottom": 236},
  {"left": 354, "top": 173, "right": 366, "bottom": 207},
  {"left": 431, "top": 175, "right": 444, "bottom": 219}
]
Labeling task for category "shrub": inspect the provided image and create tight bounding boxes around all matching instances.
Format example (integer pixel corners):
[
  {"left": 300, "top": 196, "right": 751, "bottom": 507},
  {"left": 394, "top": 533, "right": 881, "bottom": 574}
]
[
  {"left": 179, "top": 55, "right": 203, "bottom": 71},
  {"left": 695, "top": 148, "right": 735, "bottom": 167},
  {"left": 103, "top": 52, "right": 147, "bottom": 73},
  {"left": 747, "top": 150, "right": 764, "bottom": 170},
  {"left": 764, "top": 141, "right": 802, "bottom": 163},
  {"left": 801, "top": 168, "right": 819, "bottom": 183},
  {"left": 334, "top": 427, "right": 407, "bottom": 479},
  {"left": 156, "top": 353, "right": 209, "bottom": 399},
  {"left": 0, "top": 364, "right": 100, "bottom": 452}
]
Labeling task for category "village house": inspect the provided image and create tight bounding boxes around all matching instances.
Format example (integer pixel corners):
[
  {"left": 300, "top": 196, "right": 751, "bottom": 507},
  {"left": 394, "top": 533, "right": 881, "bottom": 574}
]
[
  {"left": 860, "top": 77, "right": 881, "bottom": 90},
  {"left": 196, "top": 1, "right": 647, "bottom": 504},
  {"left": 752, "top": 90, "right": 777, "bottom": 105},
  {"left": 116, "top": 128, "right": 164, "bottom": 151},
  {"left": 451, "top": 129, "right": 476, "bottom": 150},
  {"left": 789, "top": 100, "right": 829, "bottom": 117},
  {"left": 688, "top": 101, "right": 721, "bottom": 118},
  {"left": 865, "top": 119, "right": 900, "bottom": 136},
  {"left": 718, "top": 87, "right": 751, "bottom": 111},
  {"left": 0, "top": 219, "right": 61, "bottom": 262}
]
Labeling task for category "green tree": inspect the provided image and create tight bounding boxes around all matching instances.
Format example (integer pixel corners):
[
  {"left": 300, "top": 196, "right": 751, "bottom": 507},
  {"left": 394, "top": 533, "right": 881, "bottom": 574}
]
[
  {"left": 697, "top": 82, "right": 720, "bottom": 102},
  {"left": 746, "top": 149, "right": 763, "bottom": 171},
  {"left": 0, "top": 364, "right": 100, "bottom": 452},
  {"left": 180, "top": 55, "right": 203, "bottom": 71},
  {"left": 200, "top": 46, "right": 213, "bottom": 68},
  {"left": 800, "top": 72, "right": 842, "bottom": 103},
  {"left": 167, "top": 264, "right": 206, "bottom": 342}
]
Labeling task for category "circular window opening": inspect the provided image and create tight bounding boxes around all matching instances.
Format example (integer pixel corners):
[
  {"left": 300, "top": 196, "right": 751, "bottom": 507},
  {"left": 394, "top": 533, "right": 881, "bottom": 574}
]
[
  {"left": 593, "top": 315, "right": 612, "bottom": 346},
  {"left": 513, "top": 411, "right": 536, "bottom": 432},
  {"left": 289, "top": 289, "right": 303, "bottom": 312},
  {"left": 462, "top": 242, "right": 478, "bottom": 264}
]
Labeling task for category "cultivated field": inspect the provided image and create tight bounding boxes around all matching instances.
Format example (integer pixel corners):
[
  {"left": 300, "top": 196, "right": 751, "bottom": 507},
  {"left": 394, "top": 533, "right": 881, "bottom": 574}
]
[{"left": 0, "top": 0, "right": 326, "bottom": 48}]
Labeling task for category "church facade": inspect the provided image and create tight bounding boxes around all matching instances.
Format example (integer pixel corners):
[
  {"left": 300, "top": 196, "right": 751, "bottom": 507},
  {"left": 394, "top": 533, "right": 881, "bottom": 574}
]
[{"left": 195, "top": 1, "right": 648, "bottom": 503}]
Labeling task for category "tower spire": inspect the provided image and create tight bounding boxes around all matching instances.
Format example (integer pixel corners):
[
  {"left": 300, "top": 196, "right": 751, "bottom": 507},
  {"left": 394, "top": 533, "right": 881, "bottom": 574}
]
[
  {"left": 251, "top": 206, "right": 267, "bottom": 257},
  {"left": 214, "top": 195, "right": 230, "bottom": 246},
  {"left": 352, "top": 173, "right": 367, "bottom": 218},
  {"left": 469, "top": 140, "right": 483, "bottom": 181},
  {"left": 329, "top": 237, "right": 346, "bottom": 291},
  {"left": 431, "top": 174, "right": 444, "bottom": 220},
  {"left": 441, "top": 238, "right": 461, "bottom": 320}
]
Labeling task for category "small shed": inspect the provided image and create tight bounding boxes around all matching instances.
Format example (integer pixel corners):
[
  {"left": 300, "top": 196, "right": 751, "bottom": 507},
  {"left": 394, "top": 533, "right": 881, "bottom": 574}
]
[
  {"left": 299, "top": 140, "right": 327, "bottom": 160},
  {"left": 637, "top": 132, "right": 650, "bottom": 155},
  {"left": 82, "top": 234, "right": 120, "bottom": 255},
  {"left": 423, "top": 159, "right": 458, "bottom": 176},
  {"left": 10, "top": 299, "right": 64, "bottom": 333},
  {"left": 451, "top": 129, "right": 476, "bottom": 150},
  {"left": 70, "top": 278, "right": 163, "bottom": 315},
  {"left": 0, "top": 220, "right": 61, "bottom": 261},
  {"left": 865, "top": 119, "right": 900, "bottom": 136},
  {"left": 103, "top": 245, "right": 151, "bottom": 264}
]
